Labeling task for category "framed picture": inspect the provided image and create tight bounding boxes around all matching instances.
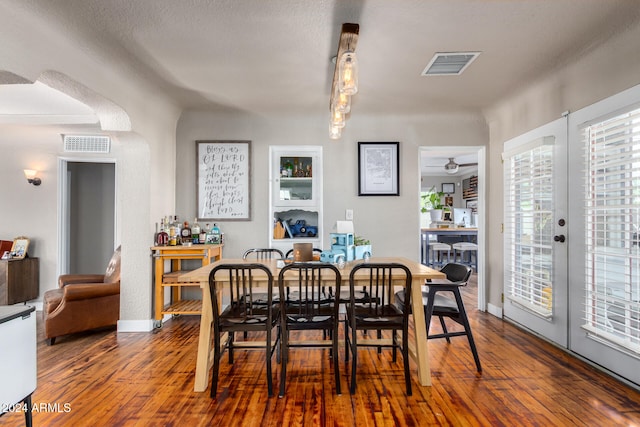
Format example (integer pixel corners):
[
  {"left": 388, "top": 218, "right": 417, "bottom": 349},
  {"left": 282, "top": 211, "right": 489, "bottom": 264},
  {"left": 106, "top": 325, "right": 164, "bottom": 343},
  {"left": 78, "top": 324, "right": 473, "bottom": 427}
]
[
  {"left": 466, "top": 199, "right": 478, "bottom": 212},
  {"left": 10, "top": 236, "right": 29, "bottom": 259},
  {"left": 442, "top": 183, "right": 455, "bottom": 194},
  {"left": 196, "top": 140, "right": 251, "bottom": 221},
  {"left": 358, "top": 142, "right": 400, "bottom": 196}
]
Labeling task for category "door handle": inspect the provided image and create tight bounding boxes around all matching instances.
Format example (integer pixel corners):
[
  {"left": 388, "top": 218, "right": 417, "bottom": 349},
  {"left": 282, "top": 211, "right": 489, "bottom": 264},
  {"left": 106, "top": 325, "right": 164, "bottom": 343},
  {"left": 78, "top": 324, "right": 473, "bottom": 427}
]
[{"left": 554, "top": 235, "right": 566, "bottom": 243}]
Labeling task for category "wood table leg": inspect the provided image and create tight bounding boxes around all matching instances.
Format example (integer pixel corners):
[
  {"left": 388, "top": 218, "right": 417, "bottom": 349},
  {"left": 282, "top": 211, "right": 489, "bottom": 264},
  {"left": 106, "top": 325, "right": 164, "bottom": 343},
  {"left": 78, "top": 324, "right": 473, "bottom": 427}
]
[
  {"left": 410, "top": 277, "right": 432, "bottom": 386},
  {"left": 154, "top": 255, "right": 164, "bottom": 323},
  {"left": 194, "top": 282, "right": 214, "bottom": 392}
]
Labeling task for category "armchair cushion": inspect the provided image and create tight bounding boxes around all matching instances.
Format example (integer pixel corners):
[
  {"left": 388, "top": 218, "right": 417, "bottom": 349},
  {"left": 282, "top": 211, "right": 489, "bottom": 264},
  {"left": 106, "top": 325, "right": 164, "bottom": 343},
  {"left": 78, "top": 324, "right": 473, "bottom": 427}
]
[{"left": 44, "top": 246, "right": 121, "bottom": 344}]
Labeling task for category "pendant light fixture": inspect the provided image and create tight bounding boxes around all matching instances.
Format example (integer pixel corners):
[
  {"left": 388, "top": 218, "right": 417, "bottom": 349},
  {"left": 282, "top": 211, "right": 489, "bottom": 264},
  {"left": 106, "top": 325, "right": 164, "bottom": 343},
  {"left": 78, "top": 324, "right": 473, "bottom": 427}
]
[
  {"left": 338, "top": 51, "right": 358, "bottom": 95},
  {"left": 329, "top": 23, "right": 359, "bottom": 139}
]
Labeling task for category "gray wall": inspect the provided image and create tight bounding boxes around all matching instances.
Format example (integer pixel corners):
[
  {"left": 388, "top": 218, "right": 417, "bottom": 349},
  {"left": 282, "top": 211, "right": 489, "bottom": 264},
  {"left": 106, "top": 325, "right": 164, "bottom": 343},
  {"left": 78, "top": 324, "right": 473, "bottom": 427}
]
[{"left": 175, "top": 112, "right": 489, "bottom": 262}]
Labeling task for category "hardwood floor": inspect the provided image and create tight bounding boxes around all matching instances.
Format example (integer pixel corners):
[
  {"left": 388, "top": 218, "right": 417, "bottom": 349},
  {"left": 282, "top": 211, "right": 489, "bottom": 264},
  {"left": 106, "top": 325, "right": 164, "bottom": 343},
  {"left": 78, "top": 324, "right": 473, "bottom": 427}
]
[{"left": 4, "top": 277, "right": 640, "bottom": 426}]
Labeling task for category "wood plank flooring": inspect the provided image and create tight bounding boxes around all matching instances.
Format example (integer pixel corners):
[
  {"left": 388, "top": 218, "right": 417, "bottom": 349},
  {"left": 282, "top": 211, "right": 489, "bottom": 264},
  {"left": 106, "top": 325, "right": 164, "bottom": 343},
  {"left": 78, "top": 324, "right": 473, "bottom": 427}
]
[{"left": 4, "top": 277, "right": 640, "bottom": 426}]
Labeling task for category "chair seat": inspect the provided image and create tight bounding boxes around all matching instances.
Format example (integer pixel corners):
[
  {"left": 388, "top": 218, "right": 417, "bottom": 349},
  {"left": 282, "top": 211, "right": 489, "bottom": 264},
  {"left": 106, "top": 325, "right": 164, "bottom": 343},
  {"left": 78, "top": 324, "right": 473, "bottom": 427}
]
[
  {"left": 394, "top": 289, "right": 459, "bottom": 314},
  {"left": 218, "top": 304, "right": 279, "bottom": 330},
  {"left": 431, "top": 243, "right": 451, "bottom": 251},
  {"left": 452, "top": 242, "right": 477, "bottom": 250},
  {"left": 347, "top": 304, "right": 404, "bottom": 328}
]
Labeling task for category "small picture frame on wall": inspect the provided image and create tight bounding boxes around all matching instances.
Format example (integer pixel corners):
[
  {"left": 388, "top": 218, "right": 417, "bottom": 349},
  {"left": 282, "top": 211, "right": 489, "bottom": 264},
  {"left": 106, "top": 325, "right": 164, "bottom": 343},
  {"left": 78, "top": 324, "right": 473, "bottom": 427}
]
[
  {"left": 358, "top": 142, "right": 400, "bottom": 196},
  {"left": 10, "top": 236, "right": 30, "bottom": 259},
  {"left": 442, "top": 183, "right": 455, "bottom": 194}
]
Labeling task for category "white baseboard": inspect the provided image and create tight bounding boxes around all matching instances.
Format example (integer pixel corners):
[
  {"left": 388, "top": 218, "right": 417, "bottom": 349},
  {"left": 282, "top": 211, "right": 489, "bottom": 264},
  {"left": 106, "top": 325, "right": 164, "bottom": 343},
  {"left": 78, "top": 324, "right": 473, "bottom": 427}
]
[
  {"left": 487, "top": 302, "right": 503, "bottom": 318},
  {"left": 117, "top": 319, "right": 154, "bottom": 332}
]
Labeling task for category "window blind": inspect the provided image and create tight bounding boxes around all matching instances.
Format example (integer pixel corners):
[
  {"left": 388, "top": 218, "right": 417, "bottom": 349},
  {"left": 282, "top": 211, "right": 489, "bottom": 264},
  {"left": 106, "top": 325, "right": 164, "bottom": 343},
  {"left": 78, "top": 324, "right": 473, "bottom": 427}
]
[
  {"left": 582, "top": 105, "right": 640, "bottom": 354},
  {"left": 503, "top": 137, "right": 555, "bottom": 317}
]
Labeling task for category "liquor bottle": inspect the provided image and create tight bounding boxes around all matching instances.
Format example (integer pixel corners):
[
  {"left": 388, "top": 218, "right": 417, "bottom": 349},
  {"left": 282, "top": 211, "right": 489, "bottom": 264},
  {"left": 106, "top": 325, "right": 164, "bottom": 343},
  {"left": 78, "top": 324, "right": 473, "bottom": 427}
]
[
  {"left": 296, "top": 162, "right": 305, "bottom": 177},
  {"left": 200, "top": 222, "right": 208, "bottom": 244},
  {"left": 156, "top": 219, "right": 169, "bottom": 246},
  {"left": 169, "top": 215, "right": 180, "bottom": 246},
  {"left": 212, "top": 223, "right": 221, "bottom": 244},
  {"left": 191, "top": 218, "right": 201, "bottom": 244},
  {"left": 284, "top": 160, "right": 293, "bottom": 177},
  {"left": 181, "top": 221, "right": 191, "bottom": 244}
]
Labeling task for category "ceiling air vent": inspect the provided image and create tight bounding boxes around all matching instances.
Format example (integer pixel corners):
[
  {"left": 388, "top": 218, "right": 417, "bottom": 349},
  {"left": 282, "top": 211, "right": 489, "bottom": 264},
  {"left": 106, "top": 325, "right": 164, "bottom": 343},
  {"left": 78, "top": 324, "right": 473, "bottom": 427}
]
[
  {"left": 63, "top": 135, "right": 111, "bottom": 153},
  {"left": 421, "top": 52, "right": 481, "bottom": 76}
]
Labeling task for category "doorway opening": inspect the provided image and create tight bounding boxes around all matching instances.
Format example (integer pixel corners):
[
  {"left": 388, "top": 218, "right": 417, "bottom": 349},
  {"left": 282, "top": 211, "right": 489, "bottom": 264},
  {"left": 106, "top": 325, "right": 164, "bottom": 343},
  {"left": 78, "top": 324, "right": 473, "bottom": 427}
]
[
  {"left": 419, "top": 146, "right": 486, "bottom": 311},
  {"left": 58, "top": 159, "right": 117, "bottom": 277}
]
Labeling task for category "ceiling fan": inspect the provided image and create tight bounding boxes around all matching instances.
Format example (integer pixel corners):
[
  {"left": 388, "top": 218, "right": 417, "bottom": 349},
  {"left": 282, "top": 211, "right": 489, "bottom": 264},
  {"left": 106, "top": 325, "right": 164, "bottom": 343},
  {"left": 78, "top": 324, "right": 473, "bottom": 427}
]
[{"left": 442, "top": 157, "right": 478, "bottom": 174}]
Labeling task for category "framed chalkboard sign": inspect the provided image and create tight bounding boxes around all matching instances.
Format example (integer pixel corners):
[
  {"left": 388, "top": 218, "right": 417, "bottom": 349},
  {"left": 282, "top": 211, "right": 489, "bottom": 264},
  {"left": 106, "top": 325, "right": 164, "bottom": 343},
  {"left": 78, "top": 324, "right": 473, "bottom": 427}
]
[{"left": 196, "top": 140, "right": 251, "bottom": 221}]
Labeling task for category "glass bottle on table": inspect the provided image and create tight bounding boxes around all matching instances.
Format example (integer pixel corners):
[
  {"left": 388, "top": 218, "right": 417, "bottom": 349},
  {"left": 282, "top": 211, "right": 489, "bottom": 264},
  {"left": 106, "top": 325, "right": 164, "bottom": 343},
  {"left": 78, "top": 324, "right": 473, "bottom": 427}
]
[
  {"left": 181, "top": 221, "right": 191, "bottom": 244},
  {"left": 191, "top": 218, "right": 201, "bottom": 244},
  {"left": 212, "top": 223, "right": 221, "bottom": 244}
]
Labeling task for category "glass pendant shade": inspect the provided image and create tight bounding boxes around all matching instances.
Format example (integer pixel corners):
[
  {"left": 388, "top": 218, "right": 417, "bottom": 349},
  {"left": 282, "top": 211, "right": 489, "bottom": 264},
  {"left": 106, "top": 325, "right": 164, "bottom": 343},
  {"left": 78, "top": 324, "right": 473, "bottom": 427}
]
[
  {"left": 330, "top": 105, "right": 345, "bottom": 128},
  {"left": 329, "top": 124, "right": 342, "bottom": 139},
  {"left": 334, "top": 86, "right": 351, "bottom": 114},
  {"left": 338, "top": 51, "right": 358, "bottom": 95}
]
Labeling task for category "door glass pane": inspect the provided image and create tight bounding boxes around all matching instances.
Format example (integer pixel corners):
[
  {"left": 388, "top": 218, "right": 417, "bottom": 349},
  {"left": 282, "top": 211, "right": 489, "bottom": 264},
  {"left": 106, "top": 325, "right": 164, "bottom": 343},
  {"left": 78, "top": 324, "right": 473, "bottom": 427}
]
[
  {"left": 504, "top": 140, "right": 554, "bottom": 317},
  {"left": 582, "top": 106, "right": 640, "bottom": 353},
  {"left": 278, "top": 156, "right": 313, "bottom": 201}
]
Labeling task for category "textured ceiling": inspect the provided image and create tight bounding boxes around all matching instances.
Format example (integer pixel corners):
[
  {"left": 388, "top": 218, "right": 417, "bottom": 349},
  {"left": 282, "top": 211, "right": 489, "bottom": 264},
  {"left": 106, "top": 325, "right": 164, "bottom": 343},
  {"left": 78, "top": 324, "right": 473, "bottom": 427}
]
[{"left": 2, "top": 0, "right": 639, "bottom": 119}]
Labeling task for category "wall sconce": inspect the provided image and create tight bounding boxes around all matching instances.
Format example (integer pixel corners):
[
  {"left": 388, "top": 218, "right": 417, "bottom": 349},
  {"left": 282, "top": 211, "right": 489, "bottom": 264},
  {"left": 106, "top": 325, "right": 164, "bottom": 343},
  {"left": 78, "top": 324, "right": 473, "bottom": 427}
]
[
  {"left": 24, "top": 169, "right": 41, "bottom": 186},
  {"left": 329, "top": 23, "right": 359, "bottom": 139}
]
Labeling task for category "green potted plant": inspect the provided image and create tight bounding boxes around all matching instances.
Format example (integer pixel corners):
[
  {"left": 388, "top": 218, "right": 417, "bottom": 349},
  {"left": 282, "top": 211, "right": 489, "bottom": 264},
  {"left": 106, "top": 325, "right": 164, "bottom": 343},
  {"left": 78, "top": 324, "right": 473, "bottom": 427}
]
[{"left": 421, "top": 186, "right": 444, "bottom": 224}]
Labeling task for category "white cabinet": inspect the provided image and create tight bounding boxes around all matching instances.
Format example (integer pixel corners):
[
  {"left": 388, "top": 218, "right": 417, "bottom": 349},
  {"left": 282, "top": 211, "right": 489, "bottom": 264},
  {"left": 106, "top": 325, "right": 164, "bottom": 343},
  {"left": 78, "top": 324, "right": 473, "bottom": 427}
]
[
  {"left": 0, "top": 305, "right": 36, "bottom": 425},
  {"left": 269, "top": 146, "right": 323, "bottom": 252}
]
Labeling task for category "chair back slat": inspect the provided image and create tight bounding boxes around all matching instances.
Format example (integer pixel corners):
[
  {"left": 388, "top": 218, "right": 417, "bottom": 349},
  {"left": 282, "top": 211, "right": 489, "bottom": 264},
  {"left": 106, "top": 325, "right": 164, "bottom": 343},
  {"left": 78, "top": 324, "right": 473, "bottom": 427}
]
[{"left": 242, "top": 248, "right": 284, "bottom": 260}]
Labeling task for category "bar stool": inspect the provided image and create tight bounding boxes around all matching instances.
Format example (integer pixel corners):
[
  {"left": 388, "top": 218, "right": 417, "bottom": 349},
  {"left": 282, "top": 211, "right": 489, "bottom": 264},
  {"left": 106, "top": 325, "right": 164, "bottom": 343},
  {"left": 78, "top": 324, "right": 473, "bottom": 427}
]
[
  {"left": 430, "top": 242, "right": 451, "bottom": 268},
  {"left": 452, "top": 242, "right": 477, "bottom": 271}
]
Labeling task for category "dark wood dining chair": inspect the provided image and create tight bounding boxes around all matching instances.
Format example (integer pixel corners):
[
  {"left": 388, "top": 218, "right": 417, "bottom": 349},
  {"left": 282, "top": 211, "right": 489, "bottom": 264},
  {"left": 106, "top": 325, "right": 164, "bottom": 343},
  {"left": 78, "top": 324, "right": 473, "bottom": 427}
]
[
  {"left": 345, "top": 262, "right": 413, "bottom": 396},
  {"left": 395, "top": 262, "right": 481, "bottom": 372},
  {"left": 208, "top": 263, "right": 279, "bottom": 398},
  {"left": 277, "top": 262, "right": 342, "bottom": 397}
]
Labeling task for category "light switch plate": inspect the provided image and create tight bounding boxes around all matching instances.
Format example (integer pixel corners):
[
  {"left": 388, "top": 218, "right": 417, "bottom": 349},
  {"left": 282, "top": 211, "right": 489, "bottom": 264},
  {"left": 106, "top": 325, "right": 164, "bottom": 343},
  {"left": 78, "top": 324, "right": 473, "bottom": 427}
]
[{"left": 346, "top": 209, "right": 354, "bottom": 220}]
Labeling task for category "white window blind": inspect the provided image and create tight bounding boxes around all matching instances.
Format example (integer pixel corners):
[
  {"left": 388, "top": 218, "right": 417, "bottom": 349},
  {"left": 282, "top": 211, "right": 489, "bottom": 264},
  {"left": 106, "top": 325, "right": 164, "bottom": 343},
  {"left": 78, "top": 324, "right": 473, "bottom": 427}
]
[
  {"left": 503, "top": 137, "right": 555, "bottom": 317},
  {"left": 582, "top": 105, "right": 640, "bottom": 353}
]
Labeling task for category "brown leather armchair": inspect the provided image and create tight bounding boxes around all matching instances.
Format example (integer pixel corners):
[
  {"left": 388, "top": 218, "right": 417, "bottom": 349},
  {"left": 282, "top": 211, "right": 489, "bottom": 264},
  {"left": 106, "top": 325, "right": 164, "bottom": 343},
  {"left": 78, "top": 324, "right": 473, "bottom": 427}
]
[{"left": 43, "top": 246, "right": 121, "bottom": 345}]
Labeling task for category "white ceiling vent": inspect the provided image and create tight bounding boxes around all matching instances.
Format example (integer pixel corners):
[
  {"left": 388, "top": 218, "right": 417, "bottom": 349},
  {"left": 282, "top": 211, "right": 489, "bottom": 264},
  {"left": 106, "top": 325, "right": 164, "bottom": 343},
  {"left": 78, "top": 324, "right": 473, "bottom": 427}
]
[
  {"left": 63, "top": 135, "right": 111, "bottom": 153},
  {"left": 421, "top": 52, "right": 481, "bottom": 76}
]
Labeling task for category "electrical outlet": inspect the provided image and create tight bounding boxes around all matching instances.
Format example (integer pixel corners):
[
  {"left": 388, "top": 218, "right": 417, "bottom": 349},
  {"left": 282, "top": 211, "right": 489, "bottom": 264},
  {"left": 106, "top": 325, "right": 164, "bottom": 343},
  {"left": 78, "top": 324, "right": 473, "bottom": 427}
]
[{"left": 346, "top": 209, "right": 354, "bottom": 220}]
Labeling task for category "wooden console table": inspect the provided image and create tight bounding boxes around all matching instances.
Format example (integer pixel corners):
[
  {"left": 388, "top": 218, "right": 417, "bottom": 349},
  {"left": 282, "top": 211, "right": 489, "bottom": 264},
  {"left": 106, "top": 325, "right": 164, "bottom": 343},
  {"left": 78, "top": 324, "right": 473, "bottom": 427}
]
[
  {"left": 0, "top": 258, "right": 39, "bottom": 305},
  {"left": 151, "top": 245, "right": 223, "bottom": 327}
]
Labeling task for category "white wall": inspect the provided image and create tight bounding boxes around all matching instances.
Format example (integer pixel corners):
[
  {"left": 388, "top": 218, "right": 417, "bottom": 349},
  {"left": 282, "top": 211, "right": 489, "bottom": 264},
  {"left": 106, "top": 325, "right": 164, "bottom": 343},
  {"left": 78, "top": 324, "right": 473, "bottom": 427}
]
[{"left": 176, "top": 112, "right": 488, "bottom": 261}]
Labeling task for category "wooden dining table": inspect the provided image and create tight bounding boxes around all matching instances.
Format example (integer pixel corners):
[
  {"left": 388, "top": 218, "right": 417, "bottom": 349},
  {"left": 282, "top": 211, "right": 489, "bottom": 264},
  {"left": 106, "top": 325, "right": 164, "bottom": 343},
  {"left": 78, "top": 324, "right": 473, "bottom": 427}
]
[{"left": 179, "top": 256, "right": 446, "bottom": 392}]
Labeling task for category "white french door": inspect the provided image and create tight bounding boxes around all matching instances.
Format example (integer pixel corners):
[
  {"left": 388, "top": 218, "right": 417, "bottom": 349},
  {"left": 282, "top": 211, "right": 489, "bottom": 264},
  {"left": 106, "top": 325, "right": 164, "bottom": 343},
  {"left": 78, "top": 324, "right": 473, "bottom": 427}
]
[
  {"left": 503, "top": 118, "right": 568, "bottom": 346},
  {"left": 568, "top": 85, "right": 640, "bottom": 385}
]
